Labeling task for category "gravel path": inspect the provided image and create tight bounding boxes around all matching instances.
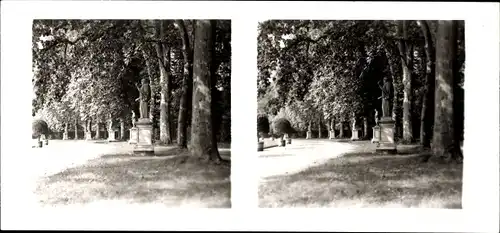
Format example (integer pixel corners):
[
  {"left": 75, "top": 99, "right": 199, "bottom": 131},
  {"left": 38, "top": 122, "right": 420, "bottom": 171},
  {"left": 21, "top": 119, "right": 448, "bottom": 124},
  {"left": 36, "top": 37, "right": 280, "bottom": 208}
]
[{"left": 258, "top": 139, "right": 359, "bottom": 179}]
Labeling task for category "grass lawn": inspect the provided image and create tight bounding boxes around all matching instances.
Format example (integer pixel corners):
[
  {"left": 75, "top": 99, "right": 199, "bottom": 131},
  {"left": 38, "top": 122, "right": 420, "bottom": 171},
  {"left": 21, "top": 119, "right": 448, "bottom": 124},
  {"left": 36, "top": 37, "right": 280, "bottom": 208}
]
[
  {"left": 35, "top": 147, "right": 231, "bottom": 208},
  {"left": 259, "top": 142, "right": 463, "bottom": 208}
]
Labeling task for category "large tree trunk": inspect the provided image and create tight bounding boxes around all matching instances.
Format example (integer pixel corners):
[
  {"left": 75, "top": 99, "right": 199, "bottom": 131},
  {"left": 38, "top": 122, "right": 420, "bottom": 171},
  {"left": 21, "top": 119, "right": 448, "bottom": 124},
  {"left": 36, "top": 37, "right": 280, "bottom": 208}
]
[
  {"left": 363, "top": 116, "right": 368, "bottom": 138},
  {"left": 306, "top": 120, "right": 312, "bottom": 139},
  {"left": 398, "top": 21, "right": 414, "bottom": 143},
  {"left": 155, "top": 20, "right": 173, "bottom": 144},
  {"left": 318, "top": 118, "right": 322, "bottom": 138},
  {"left": 418, "top": 20, "right": 436, "bottom": 148},
  {"left": 74, "top": 118, "right": 78, "bottom": 140},
  {"left": 175, "top": 20, "right": 193, "bottom": 148},
  {"left": 210, "top": 20, "right": 221, "bottom": 159},
  {"left": 330, "top": 118, "right": 336, "bottom": 138},
  {"left": 120, "top": 118, "right": 125, "bottom": 140},
  {"left": 96, "top": 121, "right": 101, "bottom": 139},
  {"left": 190, "top": 20, "right": 221, "bottom": 163},
  {"left": 64, "top": 123, "right": 69, "bottom": 139},
  {"left": 339, "top": 121, "right": 344, "bottom": 138},
  {"left": 87, "top": 119, "right": 92, "bottom": 138},
  {"left": 431, "top": 20, "right": 463, "bottom": 163}
]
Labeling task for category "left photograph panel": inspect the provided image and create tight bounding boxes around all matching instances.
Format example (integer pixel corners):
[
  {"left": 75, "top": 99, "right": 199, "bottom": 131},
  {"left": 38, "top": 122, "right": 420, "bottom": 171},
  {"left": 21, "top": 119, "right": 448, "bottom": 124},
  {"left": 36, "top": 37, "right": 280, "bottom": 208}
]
[{"left": 32, "top": 19, "right": 231, "bottom": 208}]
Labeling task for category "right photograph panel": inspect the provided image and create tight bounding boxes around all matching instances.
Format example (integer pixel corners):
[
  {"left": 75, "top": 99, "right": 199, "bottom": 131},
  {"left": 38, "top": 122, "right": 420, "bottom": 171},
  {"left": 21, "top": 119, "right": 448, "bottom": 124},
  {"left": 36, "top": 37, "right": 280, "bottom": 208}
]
[{"left": 257, "top": 20, "right": 465, "bottom": 208}]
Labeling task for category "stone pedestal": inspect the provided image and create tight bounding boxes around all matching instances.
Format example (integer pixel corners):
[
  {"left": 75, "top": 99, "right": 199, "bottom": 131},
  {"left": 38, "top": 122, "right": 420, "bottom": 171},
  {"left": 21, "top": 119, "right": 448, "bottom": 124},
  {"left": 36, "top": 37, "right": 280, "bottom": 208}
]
[
  {"left": 63, "top": 132, "right": 69, "bottom": 140},
  {"left": 257, "top": 141, "right": 264, "bottom": 152},
  {"left": 371, "top": 126, "right": 381, "bottom": 143},
  {"left": 108, "top": 130, "right": 117, "bottom": 142},
  {"left": 376, "top": 117, "right": 397, "bottom": 154},
  {"left": 133, "top": 118, "right": 154, "bottom": 155},
  {"left": 329, "top": 130, "right": 336, "bottom": 139},
  {"left": 351, "top": 128, "right": 360, "bottom": 141},
  {"left": 306, "top": 131, "right": 312, "bottom": 139},
  {"left": 128, "top": 127, "right": 138, "bottom": 144},
  {"left": 85, "top": 131, "right": 92, "bottom": 140}
]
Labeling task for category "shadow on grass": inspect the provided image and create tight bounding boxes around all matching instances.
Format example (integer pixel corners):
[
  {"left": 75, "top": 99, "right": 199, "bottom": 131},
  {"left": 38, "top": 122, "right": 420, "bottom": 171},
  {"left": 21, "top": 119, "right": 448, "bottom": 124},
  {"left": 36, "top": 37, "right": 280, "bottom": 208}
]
[
  {"left": 259, "top": 153, "right": 299, "bottom": 159},
  {"left": 263, "top": 145, "right": 279, "bottom": 150},
  {"left": 36, "top": 150, "right": 231, "bottom": 208},
  {"left": 259, "top": 148, "right": 462, "bottom": 208}
]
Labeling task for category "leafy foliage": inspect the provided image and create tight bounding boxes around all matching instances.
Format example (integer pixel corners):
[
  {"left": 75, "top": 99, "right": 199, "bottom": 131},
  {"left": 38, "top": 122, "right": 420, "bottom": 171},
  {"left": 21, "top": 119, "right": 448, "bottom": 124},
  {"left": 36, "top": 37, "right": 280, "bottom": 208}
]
[
  {"left": 257, "top": 114, "right": 270, "bottom": 134},
  {"left": 32, "top": 119, "right": 49, "bottom": 138},
  {"left": 273, "top": 118, "right": 294, "bottom": 137},
  {"left": 32, "top": 20, "right": 231, "bottom": 142},
  {"left": 257, "top": 20, "right": 465, "bottom": 143}
]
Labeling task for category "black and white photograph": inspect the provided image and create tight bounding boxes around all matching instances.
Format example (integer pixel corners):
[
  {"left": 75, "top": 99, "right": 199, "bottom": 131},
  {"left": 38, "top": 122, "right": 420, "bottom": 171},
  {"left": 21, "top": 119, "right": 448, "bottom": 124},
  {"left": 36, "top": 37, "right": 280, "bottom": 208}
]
[
  {"left": 257, "top": 20, "right": 465, "bottom": 208},
  {"left": 1, "top": 1, "right": 499, "bottom": 232},
  {"left": 30, "top": 19, "right": 231, "bottom": 208}
]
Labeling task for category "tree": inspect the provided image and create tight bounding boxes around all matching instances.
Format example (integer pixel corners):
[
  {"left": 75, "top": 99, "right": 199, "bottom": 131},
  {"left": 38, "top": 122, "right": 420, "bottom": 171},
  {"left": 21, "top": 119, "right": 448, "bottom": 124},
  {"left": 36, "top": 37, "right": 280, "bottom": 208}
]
[
  {"left": 190, "top": 20, "right": 222, "bottom": 163},
  {"left": 430, "top": 20, "right": 463, "bottom": 163},
  {"left": 397, "top": 20, "right": 415, "bottom": 143},
  {"left": 257, "top": 114, "right": 270, "bottom": 139},
  {"left": 155, "top": 20, "right": 174, "bottom": 144},
  {"left": 175, "top": 19, "right": 194, "bottom": 148},
  {"left": 417, "top": 20, "right": 436, "bottom": 148}
]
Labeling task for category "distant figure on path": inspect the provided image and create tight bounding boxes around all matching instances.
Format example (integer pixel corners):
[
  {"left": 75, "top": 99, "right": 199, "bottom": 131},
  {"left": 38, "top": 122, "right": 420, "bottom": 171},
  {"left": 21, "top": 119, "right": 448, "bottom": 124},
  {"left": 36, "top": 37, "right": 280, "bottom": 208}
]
[
  {"left": 136, "top": 78, "right": 151, "bottom": 119},
  {"left": 378, "top": 77, "right": 392, "bottom": 118}
]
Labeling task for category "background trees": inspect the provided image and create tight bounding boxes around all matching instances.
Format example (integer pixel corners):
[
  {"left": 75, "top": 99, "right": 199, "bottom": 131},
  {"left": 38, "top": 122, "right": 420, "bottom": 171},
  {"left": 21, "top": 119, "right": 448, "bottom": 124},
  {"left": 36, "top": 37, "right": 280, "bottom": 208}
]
[
  {"left": 257, "top": 20, "right": 464, "bottom": 162},
  {"left": 32, "top": 19, "right": 231, "bottom": 161}
]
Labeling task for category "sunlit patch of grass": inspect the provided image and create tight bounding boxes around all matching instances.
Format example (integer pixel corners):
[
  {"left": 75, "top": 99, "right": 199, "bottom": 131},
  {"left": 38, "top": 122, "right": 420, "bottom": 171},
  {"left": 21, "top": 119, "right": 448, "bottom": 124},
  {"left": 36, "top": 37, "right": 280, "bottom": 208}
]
[
  {"left": 35, "top": 149, "right": 231, "bottom": 208},
  {"left": 259, "top": 144, "right": 462, "bottom": 208}
]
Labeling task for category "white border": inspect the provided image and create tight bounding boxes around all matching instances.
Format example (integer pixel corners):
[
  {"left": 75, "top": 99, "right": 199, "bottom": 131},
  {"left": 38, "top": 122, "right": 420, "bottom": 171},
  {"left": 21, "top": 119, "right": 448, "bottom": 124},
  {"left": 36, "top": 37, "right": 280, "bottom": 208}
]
[{"left": 1, "top": 1, "right": 499, "bottom": 232}]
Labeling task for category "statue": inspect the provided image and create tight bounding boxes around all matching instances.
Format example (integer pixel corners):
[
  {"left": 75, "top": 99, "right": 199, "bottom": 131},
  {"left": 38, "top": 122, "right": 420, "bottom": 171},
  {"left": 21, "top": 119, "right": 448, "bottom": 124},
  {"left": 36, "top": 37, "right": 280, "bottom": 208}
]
[
  {"left": 377, "top": 77, "right": 392, "bottom": 118},
  {"left": 351, "top": 112, "right": 356, "bottom": 129},
  {"left": 131, "top": 111, "right": 136, "bottom": 127},
  {"left": 374, "top": 109, "right": 379, "bottom": 125},
  {"left": 135, "top": 78, "right": 151, "bottom": 119}
]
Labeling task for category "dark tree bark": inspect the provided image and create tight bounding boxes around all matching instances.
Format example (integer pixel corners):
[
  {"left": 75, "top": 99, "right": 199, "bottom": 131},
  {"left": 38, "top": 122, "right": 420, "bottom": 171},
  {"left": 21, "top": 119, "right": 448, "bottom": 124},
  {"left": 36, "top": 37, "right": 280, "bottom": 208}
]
[
  {"left": 430, "top": 20, "right": 463, "bottom": 163},
  {"left": 398, "top": 20, "right": 414, "bottom": 142},
  {"left": 190, "top": 20, "right": 222, "bottom": 163},
  {"left": 339, "top": 121, "right": 344, "bottom": 138},
  {"left": 418, "top": 20, "right": 436, "bottom": 148},
  {"left": 175, "top": 20, "right": 194, "bottom": 148},
  {"left": 155, "top": 20, "right": 173, "bottom": 144}
]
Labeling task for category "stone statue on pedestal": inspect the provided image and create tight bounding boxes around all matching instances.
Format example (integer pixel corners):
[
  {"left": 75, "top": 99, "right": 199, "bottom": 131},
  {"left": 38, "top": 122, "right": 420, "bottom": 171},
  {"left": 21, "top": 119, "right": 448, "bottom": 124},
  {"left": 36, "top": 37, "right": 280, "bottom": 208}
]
[
  {"left": 374, "top": 109, "right": 379, "bottom": 125},
  {"left": 135, "top": 78, "right": 151, "bottom": 119},
  {"left": 378, "top": 77, "right": 392, "bottom": 118},
  {"left": 375, "top": 77, "right": 397, "bottom": 154},
  {"left": 131, "top": 111, "right": 136, "bottom": 127}
]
